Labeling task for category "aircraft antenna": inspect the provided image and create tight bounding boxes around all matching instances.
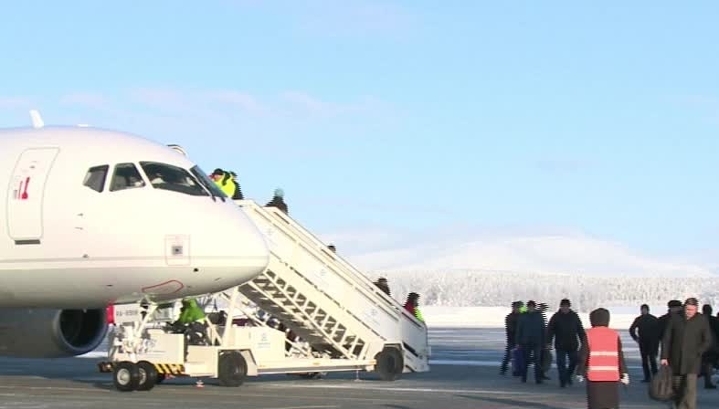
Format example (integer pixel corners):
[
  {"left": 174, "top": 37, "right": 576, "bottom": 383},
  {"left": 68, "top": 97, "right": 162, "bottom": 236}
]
[{"left": 29, "top": 110, "right": 44, "bottom": 129}]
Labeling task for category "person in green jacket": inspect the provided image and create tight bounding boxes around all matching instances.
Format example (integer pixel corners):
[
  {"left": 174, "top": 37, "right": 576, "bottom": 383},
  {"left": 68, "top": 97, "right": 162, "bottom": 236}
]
[
  {"left": 176, "top": 298, "right": 206, "bottom": 325},
  {"left": 403, "top": 292, "right": 424, "bottom": 322},
  {"left": 172, "top": 298, "right": 208, "bottom": 353},
  {"left": 210, "top": 168, "right": 237, "bottom": 198}
]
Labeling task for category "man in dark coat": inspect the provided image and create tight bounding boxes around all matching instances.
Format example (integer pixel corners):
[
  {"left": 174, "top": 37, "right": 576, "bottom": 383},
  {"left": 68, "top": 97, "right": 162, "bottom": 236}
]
[
  {"left": 547, "top": 298, "right": 586, "bottom": 387},
  {"left": 629, "top": 303, "right": 660, "bottom": 382},
  {"left": 515, "top": 300, "right": 546, "bottom": 384},
  {"left": 661, "top": 297, "right": 712, "bottom": 409},
  {"left": 265, "top": 188, "right": 288, "bottom": 214},
  {"left": 500, "top": 301, "right": 523, "bottom": 375},
  {"left": 537, "top": 302, "right": 552, "bottom": 380},
  {"left": 700, "top": 304, "right": 719, "bottom": 388},
  {"left": 658, "top": 299, "right": 683, "bottom": 342}
]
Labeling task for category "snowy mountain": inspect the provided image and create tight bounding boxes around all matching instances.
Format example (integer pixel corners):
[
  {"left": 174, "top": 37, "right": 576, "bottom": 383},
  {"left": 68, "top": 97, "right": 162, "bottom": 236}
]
[
  {"left": 318, "top": 228, "right": 718, "bottom": 311},
  {"left": 324, "top": 228, "right": 714, "bottom": 278}
]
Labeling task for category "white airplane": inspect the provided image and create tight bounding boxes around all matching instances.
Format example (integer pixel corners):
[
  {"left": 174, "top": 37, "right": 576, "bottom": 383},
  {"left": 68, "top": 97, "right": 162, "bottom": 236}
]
[{"left": 0, "top": 112, "right": 270, "bottom": 358}]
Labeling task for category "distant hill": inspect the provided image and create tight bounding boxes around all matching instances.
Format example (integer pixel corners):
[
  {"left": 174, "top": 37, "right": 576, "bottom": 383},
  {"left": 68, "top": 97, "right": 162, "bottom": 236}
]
[
  {"left": 326, "top": 229, "right": 714, "bottom": 278},
  {"left": 319, "top": 228, "right": 718, "bottom": 311}
]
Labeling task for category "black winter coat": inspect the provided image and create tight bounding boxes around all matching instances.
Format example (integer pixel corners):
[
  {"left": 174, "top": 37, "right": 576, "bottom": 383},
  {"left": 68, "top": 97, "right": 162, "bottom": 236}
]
[
  {"left": 661, "top": 312, "right": 712, "bottom": 375},
  {"left": 657, "top": 311, "right": 677, "bottom": 343},
  {"left": 505, "top": 312, "right": 519, "bottom": 345},
  {"left": 515, "top": 311, "right": 545, "bottom": 345},
  {"left": 547, "top": 310, "right": 585, "bottom": 351},
  {"left": 629, "top": 313, "right": 660, "bottom": 348}
]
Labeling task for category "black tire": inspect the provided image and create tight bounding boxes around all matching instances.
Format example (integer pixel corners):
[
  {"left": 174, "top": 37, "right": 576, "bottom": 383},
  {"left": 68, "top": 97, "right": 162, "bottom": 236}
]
[
  {"left": 113, "top": 361, "right": 140, "bottom": 392},
  {"left": 218, "top": 351, "right": 248, "bottom": 387},
  {"left": 136, "top": 361, "right": 159, "bottom": 391},
  {"left": 374, "top": 346, "right": 404, "bottom": 381}
]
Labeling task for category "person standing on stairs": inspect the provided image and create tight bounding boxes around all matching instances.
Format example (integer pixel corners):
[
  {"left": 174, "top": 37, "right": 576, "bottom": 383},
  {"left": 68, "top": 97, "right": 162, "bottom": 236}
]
[{"left": 265, "top": 188, "right": 288, "bottom": 214}]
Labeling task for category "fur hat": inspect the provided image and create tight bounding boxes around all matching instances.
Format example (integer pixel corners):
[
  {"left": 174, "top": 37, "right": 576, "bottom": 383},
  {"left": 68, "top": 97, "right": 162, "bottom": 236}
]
[{"left": 589, "top": 308, "right": 610, "bottom": 327}]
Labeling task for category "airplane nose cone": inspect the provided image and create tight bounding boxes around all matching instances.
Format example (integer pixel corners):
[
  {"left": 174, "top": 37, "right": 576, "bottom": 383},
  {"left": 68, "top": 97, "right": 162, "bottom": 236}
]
[{"left": 187, "top": 201, "right": 270, "bottom": 290}]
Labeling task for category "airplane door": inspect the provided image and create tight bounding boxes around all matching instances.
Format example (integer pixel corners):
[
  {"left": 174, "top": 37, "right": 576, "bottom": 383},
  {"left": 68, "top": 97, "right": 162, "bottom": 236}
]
[{"left": 6, "top": 148, "right": 60, "bottom": 244}]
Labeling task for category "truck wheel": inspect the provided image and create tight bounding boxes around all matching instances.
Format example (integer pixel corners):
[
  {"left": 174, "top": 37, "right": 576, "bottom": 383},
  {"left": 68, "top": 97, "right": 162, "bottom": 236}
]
[
  {"left": 136, "top": 361, "right": 159, "bottom": 391},
  {"left": 374, "top": 346, "right": 404, "bottom": 381},
  {"left": 218, "top": 351, "right": 247, "bottom": 387},
  {"left": 113, "top": 361, "right": 140, "bottom": 392}
]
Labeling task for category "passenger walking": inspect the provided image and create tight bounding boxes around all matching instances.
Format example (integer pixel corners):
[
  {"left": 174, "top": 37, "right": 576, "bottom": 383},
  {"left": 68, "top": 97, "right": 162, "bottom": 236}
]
[
  {"left": 661, "top": 297, "right": 713, "bottom": 409},
  {"left": 515, "top": 300, "right": 546, "bottom": 384},
  {"left": 538, "top": 302, "right": 552, "bottom": 380},
  {"left": 373, "top": 277, "right": 391, "bottom": 296},
  {"left": 658, "top": 300, "right": 683, "bottom": 342},
  {"left": 575, "top": 308, "right": 629, "bottom": 409},
  {"left": 700, "top": 304, "right": 719, "bottom": 389},
  {"left": 265, "top": 188, "right": 288, "bottom": 214},
  {"left": 500, "top": 301, "right": 523, "bottom": 376},
  {"left": 629, "top": 303, "right": 660, "bottom": 382},
  {"left": 546, "top": 298, "right": 585, "bottom": 387},
  {"left": 403, "top": 292, "right": 424, "bottom": 322}
]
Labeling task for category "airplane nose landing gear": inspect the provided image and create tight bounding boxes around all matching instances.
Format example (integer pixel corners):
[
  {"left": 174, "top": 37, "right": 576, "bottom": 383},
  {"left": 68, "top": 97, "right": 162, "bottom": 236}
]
[{"left": 113, "top": 361, "right": 140, "bottom": 392}]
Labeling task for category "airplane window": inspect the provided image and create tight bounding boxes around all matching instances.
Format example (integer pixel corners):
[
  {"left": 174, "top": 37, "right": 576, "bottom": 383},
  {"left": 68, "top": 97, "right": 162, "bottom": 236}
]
[
  {"left": 83, "top": 165, "right": 109, "bottom": 193},
  {"left": 139, "top": 162, "right": 209, "bottom": 197},
  {"left": 189, "top": 165, "right": 227, "bottom": 200},
  {"left": 109, "top": 163, "right": 146, "bottom": 192}
]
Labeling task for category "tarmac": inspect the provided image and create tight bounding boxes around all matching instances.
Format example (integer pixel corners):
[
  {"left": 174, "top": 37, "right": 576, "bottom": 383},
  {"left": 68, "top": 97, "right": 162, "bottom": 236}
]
[{"left": 0, "top": 327, "right": 718, "bottom": 409}]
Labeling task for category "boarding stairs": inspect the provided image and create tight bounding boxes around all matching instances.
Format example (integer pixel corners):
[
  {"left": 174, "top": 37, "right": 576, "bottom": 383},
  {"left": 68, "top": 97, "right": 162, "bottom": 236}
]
[{"left": 233, "top": 200, "right": 430, "bottom": 374}]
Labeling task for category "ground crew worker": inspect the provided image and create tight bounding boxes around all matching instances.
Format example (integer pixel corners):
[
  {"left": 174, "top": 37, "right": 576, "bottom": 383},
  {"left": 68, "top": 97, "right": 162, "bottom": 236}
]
[
  {"left": 229, "top": 171, "right": 244, "bottom": 200},
  {"left": 210, "top": 168, "right": 236, "bottom": 198},
  {"left": 172, "top": 298, "right": 208, "bottom": 355},
  {"left": 403, "top": 292, "right": 424, "bottom": 322},
  {"left": 575, "top": 308, "right": 629, "bottom": 409}
]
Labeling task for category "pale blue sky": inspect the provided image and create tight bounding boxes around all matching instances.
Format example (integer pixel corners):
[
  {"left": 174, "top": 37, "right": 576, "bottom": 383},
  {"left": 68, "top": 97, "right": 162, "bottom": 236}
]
[{"left": 1, "top": 1, "right": 718, "bottom": 259}]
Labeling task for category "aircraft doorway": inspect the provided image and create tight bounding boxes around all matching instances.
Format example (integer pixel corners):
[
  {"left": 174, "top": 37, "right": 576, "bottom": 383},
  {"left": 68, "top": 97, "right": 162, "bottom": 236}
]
[{"left": 6, "top": 147, "right": 60, "bottom": 244}]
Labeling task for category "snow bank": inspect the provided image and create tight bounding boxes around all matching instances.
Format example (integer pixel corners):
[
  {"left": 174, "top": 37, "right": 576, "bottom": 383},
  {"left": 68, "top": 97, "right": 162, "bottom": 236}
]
[{"left": 422, "top": 306, "right": 636, "bottom": 329}]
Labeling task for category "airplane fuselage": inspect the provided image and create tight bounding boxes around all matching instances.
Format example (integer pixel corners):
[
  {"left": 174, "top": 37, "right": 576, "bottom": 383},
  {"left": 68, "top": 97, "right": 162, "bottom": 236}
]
[{"left": 0, "top": 126, "right": 270, "bottom": 308}]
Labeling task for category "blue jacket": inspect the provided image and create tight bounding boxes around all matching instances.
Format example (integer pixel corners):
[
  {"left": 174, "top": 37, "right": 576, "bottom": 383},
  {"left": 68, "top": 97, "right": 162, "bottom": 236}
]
[{"left": 515, "top": 310, "right": 546, "bottom": 345}]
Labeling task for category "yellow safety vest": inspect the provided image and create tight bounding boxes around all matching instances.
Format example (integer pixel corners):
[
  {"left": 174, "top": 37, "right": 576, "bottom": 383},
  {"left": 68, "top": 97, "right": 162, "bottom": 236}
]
[{"left": 213, "top": 173, "right": 236, "bottom": 198}]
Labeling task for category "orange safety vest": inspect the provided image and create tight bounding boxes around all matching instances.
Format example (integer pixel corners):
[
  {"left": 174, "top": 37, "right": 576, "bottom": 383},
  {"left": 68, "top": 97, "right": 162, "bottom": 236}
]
[{"left": 586, "top": 326, "right": 620, "bottom": 381}]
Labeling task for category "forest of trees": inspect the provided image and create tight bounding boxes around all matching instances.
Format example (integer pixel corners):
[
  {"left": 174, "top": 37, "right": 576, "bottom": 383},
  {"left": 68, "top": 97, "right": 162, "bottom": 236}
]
[{"left": 371, "top": 269, "right": 719, "bottom": 312}]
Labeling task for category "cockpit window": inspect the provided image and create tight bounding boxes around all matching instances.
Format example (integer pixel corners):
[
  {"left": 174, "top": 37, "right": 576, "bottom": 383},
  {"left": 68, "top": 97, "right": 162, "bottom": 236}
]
[
  {"left": 139, "top": 162, "right": 209, "bottom": 197},
  {"left": 189, "top": 165, "right": 227, "bottom": 201},
  {"left": 109, "top": 163, "right": 146, "bottom": 192},
  {"left": 83, "top": 165, "right": 109, "bottom": 192}
]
